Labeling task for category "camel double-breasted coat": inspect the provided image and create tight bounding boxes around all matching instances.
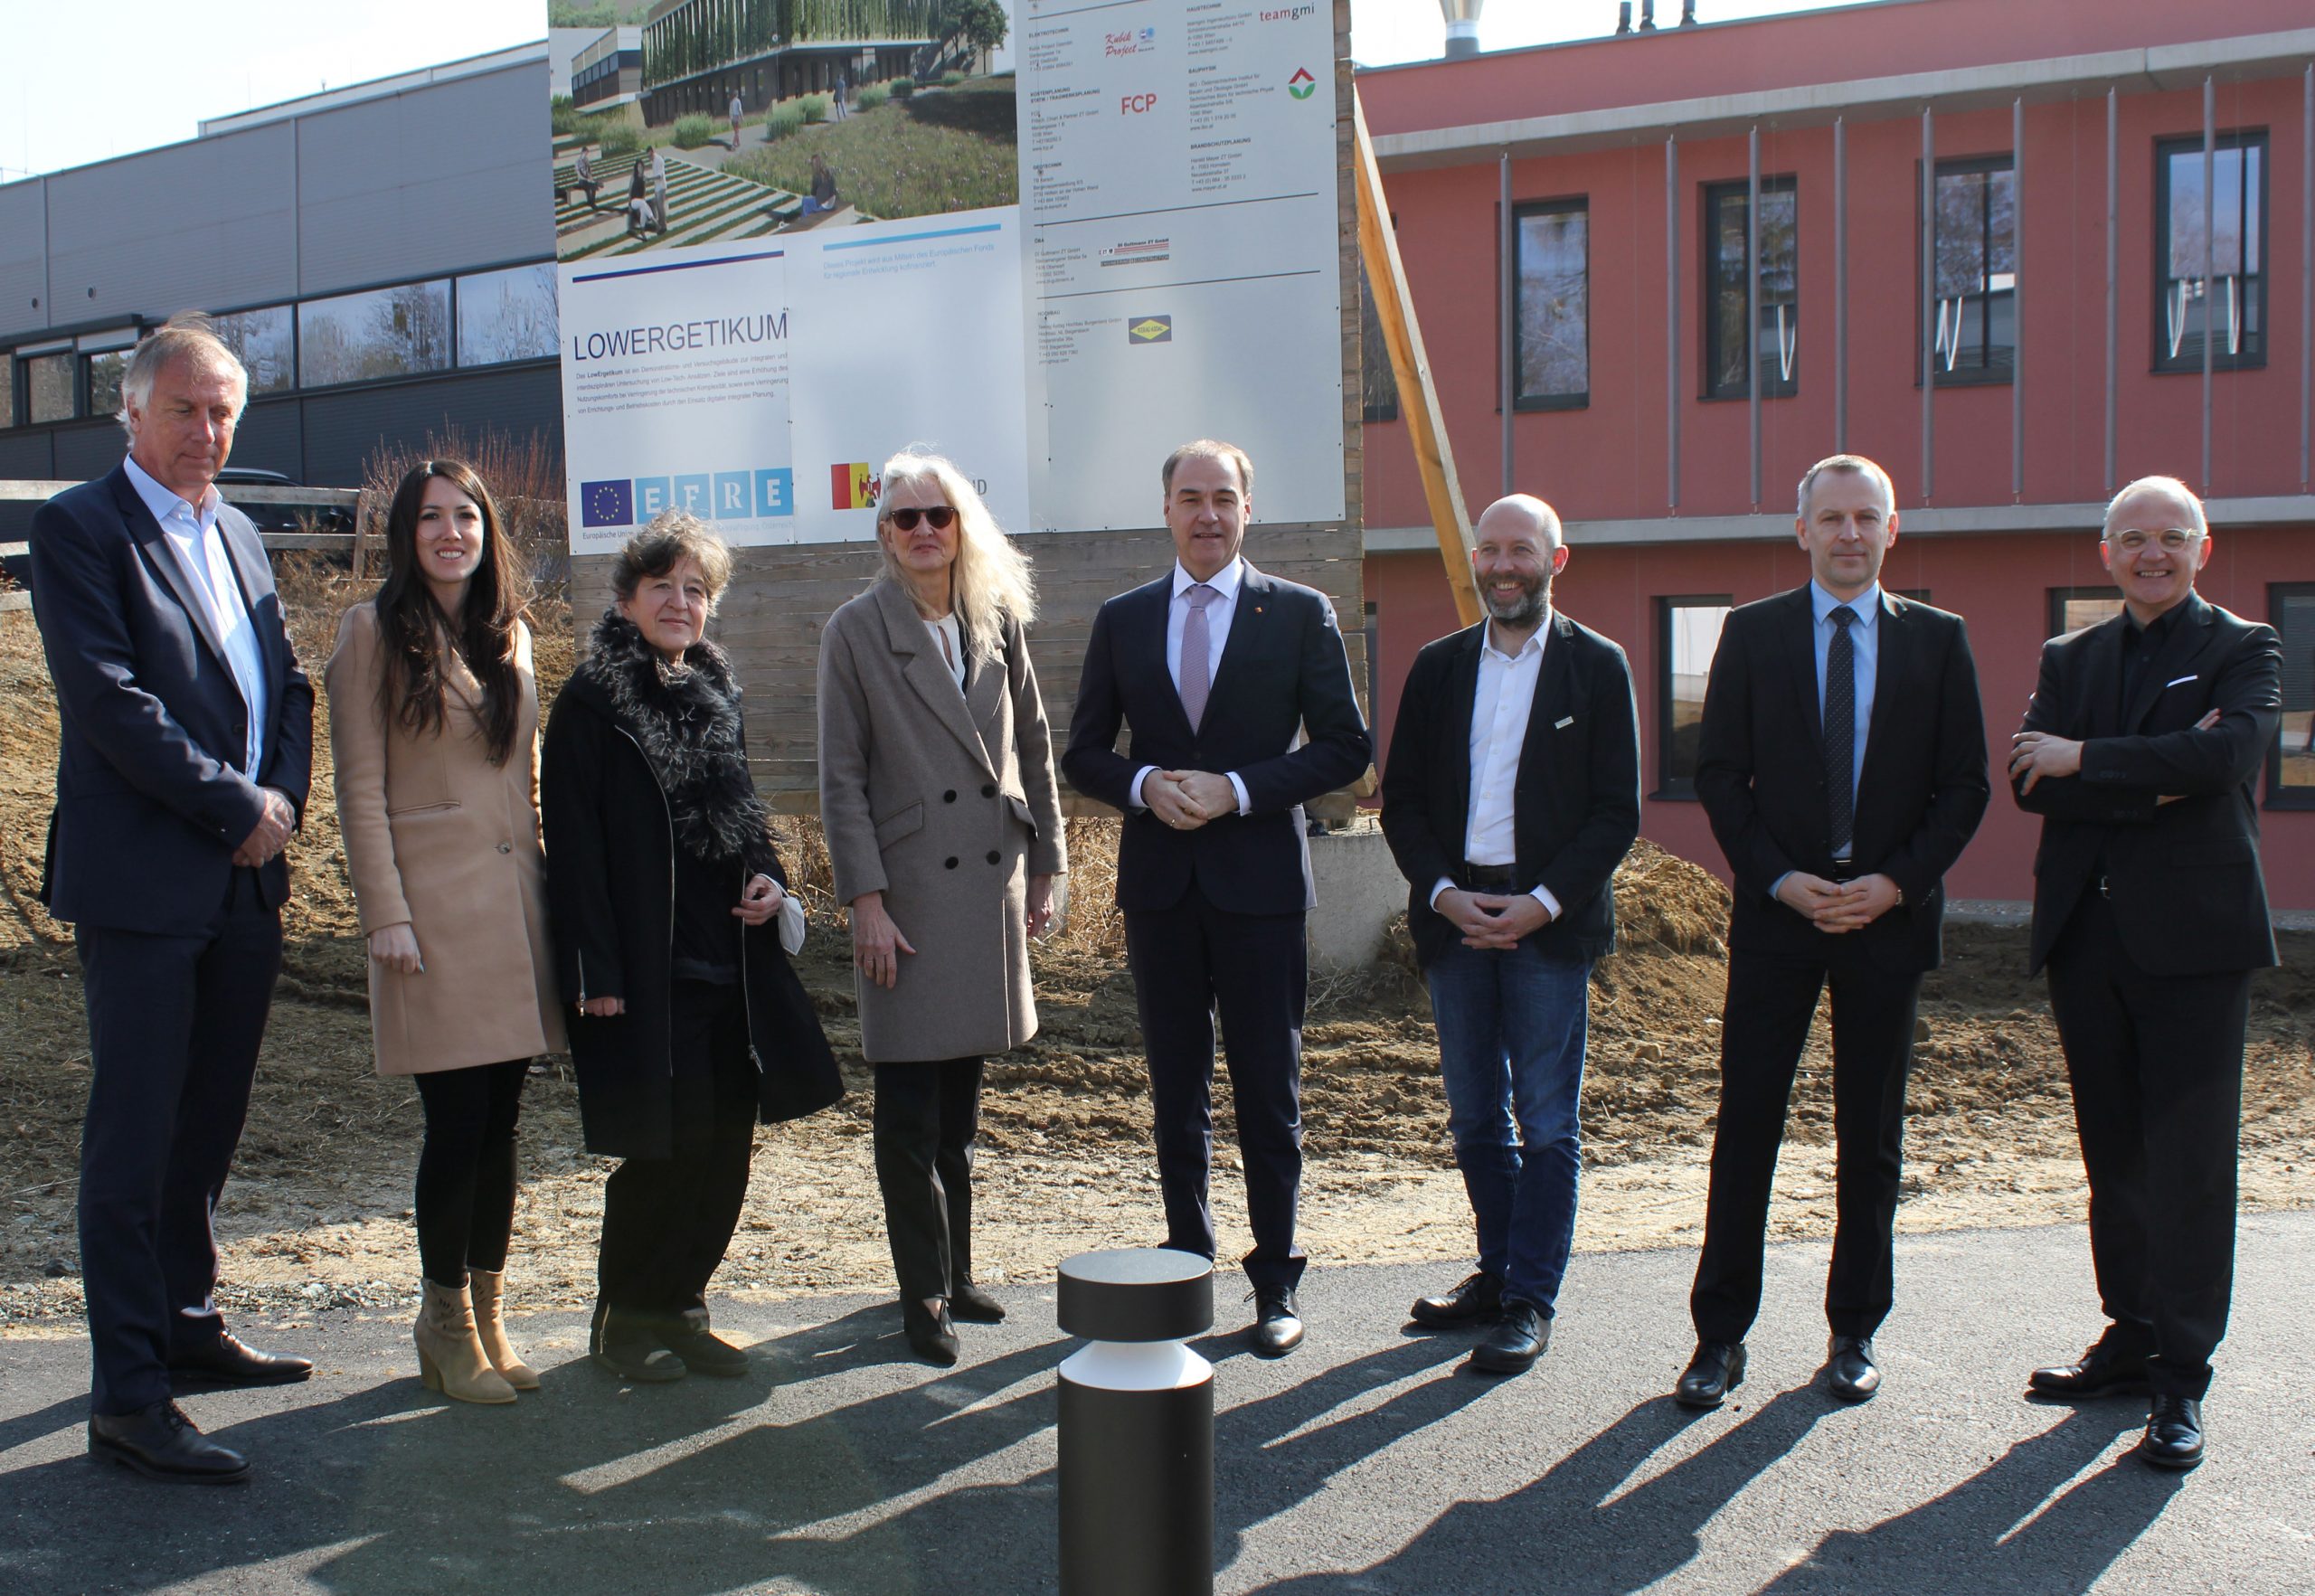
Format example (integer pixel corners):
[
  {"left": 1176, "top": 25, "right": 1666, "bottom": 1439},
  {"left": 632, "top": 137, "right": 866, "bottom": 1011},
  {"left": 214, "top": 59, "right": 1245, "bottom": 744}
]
[
  {"left": 817, "top": 578, "right": 1067, "bottom": 1063},
  {"left": 326, "top": 602, "right": 565, "bottom": 1075}
]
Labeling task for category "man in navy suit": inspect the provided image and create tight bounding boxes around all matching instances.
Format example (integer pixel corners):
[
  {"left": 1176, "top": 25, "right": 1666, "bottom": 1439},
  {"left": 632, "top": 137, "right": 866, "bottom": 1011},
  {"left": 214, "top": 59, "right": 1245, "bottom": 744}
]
[
  {"left": 1063, "top": 439, "right": 1370, "bottom": 1355},
  {"left": 29, "top": 315, "right": 315, "bottom": 1484},
  {"left": 1677, "top": 454, "right": 1988, "bottom": 1411},
  {"left": 2009, "top": 476, "right": 2281, "bottom": 1472},
  {"left": 1380, "top": 495, "right": 1639, "bottom": 1375}
]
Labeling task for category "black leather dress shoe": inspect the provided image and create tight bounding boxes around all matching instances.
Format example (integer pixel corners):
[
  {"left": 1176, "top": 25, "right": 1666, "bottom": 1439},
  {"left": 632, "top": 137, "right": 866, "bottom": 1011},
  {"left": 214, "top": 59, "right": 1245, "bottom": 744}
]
[
  {"left": 950, "top": 1281, "right": 1006, "bottom": 1324},
  {"left": 1251, "top": 1288, "right": 1303, "bottom": 1357},
  {"left": 1469, "top": 1301, "right": 1550, "bottom": 1374},
  {"left": 2138, "top": 1395, "right": 2205, "bottom": 1470},
  {"left": 661, "top": 1314, "right": 750, "bottom": 1377},
  {"left": 594, "top": 1308, "right": 687, "bottom": 1382},
  {"left": 904, "top": 1299, "right": 960, "bottom": 1367},
  {"left": 1825, "top": 1335, "right": 1880, "bottom": 1402},
  {"left": 89, "top": 1402, "right": 250, "bottom": 1484},
  {"left": 2027, "top": 1340, "right": 2151, "bottom": 1399},
  {"left": 168, "top": 1332, "right": 313, "bottom": 1387},
  {"left": 1675, "top": 1340, "right": 1747, "bottom": 1409},
  {"left": 1410, "top": 1270, "right": 1503, "bottom": 1328}
]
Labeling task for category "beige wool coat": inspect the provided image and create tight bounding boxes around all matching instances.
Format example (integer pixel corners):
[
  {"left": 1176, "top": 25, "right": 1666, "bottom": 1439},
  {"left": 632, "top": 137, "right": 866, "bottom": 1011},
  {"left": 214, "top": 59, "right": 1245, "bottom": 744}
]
[
  {"left": 817, "top": 578, "right": 1067, "bottom": 1063},
  {"left": 326, "top": 603, "right": 566, "bottom": 1075}
]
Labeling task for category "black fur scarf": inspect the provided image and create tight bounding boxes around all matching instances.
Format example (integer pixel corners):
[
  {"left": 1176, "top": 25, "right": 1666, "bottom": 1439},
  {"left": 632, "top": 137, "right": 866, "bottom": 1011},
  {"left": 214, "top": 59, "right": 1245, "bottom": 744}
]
[{"left": 581, "top": 609, "right": 777, "bottom": 874}]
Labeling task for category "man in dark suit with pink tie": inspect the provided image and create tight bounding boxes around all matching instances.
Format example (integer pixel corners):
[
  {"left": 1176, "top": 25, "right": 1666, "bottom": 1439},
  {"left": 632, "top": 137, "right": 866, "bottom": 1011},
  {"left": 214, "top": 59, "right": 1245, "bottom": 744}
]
[{"left": 1063, "top": 439, "right": 1371, "bottom": 1356}]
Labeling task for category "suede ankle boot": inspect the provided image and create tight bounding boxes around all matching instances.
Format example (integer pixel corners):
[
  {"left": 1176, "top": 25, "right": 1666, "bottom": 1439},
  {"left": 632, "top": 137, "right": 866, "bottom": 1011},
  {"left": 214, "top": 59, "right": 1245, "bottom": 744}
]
[
  {"left": 415, "top": 1279, "right": 517, "bottom": 1405},
  {"left": 468, "top": 1267, "right": 540, "bottom": 1390}
]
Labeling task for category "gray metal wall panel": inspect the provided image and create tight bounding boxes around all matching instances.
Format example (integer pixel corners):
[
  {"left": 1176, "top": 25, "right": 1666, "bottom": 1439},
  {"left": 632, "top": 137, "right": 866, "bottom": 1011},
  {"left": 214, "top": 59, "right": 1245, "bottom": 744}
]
[
  {"left": 297, "top": 364, "right": 561, "bottom": 486},
  {"left": 43, "top": 127, "right": 298, "bottom": 322},
  {"left": 229, "top": 399, "right": 305, "bottom": 479},
  {"left": 297, "top": 64, "right": 553, "bottom": 297},
  {"left": 0, "top": 430, "right": 53, "bottom": 479},
  {"left": 52, "top": 422, "right": 129, "bottom": 483},
  {"left": 0, "top": 181, "right": 50, "bottom": 339}
]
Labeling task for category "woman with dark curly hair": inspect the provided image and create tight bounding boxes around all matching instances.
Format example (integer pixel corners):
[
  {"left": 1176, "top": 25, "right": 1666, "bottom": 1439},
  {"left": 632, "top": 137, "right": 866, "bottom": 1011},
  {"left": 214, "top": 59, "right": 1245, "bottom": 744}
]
[
  {"left": 541, "top": 513, "right": 842, "bottom": 1383},
  {"left": 326, "top": 458, "right": 563, "bottom": 1405}
]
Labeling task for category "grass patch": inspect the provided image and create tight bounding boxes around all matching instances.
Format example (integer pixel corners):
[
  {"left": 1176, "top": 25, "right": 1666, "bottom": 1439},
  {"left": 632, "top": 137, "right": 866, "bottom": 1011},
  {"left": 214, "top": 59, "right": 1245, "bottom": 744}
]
[
  {"left": 762, "top": 102, "right": 806, "bottom": 141},
  {"left": 800, "top": 93, "right": 832, "bottom": 124},
  {"left": 723, "top": 80, "right": 1016, "bottom": 220},
  {"left": 855, "top": 82, "right": 891, "bottom": 112},
  {"left": 671, "top": 113, "right": 718, "bottom": 149}
]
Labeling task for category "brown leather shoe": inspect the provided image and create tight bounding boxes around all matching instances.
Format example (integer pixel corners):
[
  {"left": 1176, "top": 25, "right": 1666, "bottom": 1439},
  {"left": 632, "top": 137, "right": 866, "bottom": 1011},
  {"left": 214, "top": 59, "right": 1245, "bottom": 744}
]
[{"left": 89, "top": 1402, "right": 251, "bottom": 1484}]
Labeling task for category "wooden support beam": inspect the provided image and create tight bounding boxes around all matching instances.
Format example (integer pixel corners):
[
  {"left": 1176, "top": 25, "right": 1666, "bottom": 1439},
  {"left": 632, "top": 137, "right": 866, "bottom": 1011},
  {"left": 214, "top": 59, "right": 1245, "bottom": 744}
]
[{"left": 1353, "top": 90, "right": 1481, "bottom": 628}]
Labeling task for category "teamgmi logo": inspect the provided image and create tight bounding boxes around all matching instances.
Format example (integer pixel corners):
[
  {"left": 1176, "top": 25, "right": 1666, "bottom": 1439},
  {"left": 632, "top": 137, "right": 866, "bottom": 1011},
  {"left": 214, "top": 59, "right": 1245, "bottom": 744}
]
[{"left": 580, "top": 468, "right": 795, "bottom": 528}]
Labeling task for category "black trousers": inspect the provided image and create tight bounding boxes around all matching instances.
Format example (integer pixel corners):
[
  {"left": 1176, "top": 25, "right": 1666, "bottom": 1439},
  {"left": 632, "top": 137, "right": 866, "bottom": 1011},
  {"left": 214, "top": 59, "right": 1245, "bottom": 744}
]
[
  {"left": 2046, "top": 892, "right": 2247, "bottom": 1400},
  {"left": 1691, "top": 938, "right": 1920, "bottom": 1345},
  {"left": 75, "top": 867, "right": 280, "bottom": 1415},
  {"left": 1125, "top": 892, "right": 1308, "bottom": 1292},
  {"left": 411, "top": 1060, "right": 529, "bottom": 1288},
  {"left": 597, "top": 981, "right": 760, "bottom": 1317},
  {"left": 872, "top": 1058, "right": 984, "bottom": 1305}
]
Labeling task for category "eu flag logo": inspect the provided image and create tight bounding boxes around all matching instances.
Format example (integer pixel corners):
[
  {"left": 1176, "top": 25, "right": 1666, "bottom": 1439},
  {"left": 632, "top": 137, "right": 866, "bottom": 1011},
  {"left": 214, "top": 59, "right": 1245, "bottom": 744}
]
[{"left": 581, "top": 479, "right": 633, "bottom": 529}]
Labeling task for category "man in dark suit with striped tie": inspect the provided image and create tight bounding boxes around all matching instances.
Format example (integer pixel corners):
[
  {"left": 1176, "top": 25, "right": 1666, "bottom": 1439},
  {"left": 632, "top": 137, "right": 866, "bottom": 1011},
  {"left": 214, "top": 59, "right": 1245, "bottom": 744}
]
[
  {"left": 1676, "top": 454, "right": 1989, "bottom": 1411},
  {"left": 1062, "top": 439, "right": 1371, "bottom": 1355}
]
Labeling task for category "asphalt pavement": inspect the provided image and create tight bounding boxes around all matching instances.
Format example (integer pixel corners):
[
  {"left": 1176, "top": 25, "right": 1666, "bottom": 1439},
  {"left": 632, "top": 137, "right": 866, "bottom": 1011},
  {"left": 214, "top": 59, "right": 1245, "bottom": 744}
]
[{"left": 3, "top": 1213, "right": 2310, "bottom": 1595}]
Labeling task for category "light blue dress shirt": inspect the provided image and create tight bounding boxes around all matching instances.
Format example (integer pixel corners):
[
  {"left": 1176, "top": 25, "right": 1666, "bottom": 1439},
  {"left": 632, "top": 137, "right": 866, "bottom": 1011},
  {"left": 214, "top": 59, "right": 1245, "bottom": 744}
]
[
  {"left": 125, "top": 455, "right": 269, "bottom": 775},
  {"left": 1770, "top": 581, "right": 1882, "bottom": 899}
]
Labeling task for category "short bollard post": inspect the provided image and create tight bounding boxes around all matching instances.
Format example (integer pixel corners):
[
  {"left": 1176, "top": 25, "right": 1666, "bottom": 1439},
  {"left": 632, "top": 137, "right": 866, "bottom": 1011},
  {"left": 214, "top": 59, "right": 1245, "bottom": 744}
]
[{"left": 1056, "top": 1248, "right": 1214, "bottom": 1596}]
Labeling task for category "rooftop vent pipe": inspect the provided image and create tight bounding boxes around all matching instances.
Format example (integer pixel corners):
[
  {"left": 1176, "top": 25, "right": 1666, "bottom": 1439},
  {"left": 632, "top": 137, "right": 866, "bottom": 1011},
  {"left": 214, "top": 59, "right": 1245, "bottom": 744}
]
[{"left": 1441, "top": 0, "right": 1482, "bottom": 59}]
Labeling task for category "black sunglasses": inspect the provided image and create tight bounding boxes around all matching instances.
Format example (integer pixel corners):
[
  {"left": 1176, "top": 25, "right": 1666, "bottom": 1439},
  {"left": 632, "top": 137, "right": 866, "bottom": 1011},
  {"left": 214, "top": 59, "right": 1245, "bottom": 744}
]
[{"left": 885, "top": 505, "right": 957, "bottom": 532}]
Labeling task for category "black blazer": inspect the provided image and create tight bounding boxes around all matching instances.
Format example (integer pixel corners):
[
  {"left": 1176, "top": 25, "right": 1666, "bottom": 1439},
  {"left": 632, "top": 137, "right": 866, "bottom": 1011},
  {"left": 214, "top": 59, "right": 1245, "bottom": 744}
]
[
  {"left": 1061, "top": 562, "right": 1372, "bottom": 916},
  {"left": 1695, "top": 585, "right": 1989, "bottom": 974},
  {"left": 27, "top": 463, "right": 314, "bottom": 936},
  {"left": 539, "top": 667, "right": 842, "bottom": 1161},
  {"left": 1380, "top": 614, "right": 1640, "bottom": 968},
  {"left": 2013, "top": 592, "right": 2281, "bottom": 977}
]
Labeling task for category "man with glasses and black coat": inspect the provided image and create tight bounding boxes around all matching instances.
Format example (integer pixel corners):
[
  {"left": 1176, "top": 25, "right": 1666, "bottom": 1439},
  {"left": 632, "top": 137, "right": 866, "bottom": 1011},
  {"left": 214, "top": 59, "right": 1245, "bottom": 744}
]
[{"left": 2009, "top": 475, "right": 2282, "bottom": 1473}]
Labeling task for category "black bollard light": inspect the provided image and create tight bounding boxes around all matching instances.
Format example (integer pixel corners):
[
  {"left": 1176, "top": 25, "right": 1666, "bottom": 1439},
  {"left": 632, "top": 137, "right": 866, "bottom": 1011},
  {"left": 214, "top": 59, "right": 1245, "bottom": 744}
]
[{"left": 1056, "top": 1248, "right": 1214, "bottom": 1596}]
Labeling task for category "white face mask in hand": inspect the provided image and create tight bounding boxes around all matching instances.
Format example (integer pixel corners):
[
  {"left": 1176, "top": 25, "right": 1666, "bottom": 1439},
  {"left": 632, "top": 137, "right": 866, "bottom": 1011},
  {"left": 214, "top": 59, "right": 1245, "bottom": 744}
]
[{"left": 778, "top": 892, "right": 807, "bottom": 956}]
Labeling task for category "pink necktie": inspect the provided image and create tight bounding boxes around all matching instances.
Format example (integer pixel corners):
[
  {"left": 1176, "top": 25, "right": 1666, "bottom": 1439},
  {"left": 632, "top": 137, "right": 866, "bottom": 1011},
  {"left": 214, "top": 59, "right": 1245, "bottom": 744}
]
[{"left": 1179, "top": 583, "right": 1217, "bottom": 732}]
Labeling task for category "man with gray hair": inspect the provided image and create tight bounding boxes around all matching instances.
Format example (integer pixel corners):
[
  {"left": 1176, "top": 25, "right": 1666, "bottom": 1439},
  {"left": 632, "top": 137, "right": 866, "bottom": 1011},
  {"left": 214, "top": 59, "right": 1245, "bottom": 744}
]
[
  {"left": 29, "top": 313, "right": 315, "bottom": 1484},
  {"left": 1677, "top": 453, "right": 1988, "bottom": 1411},
  {"left": 2008, "top": 475, "right": 2281, "bottom": 1471},
  {"left": 1380, "top": 495, "right": 1639, "bottom": 1374}
]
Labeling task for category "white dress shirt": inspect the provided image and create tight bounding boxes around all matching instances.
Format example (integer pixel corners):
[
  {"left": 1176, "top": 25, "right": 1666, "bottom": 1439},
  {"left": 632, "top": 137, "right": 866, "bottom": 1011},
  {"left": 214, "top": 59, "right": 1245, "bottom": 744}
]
[
  {"left": 1428, "top": 614, "right": 1562, "bottom": 920},
  {"left": 1129, "top": 557, "right": 1252, "bottom": 815},
  {"left": 922, "top": 611, "right": 966, "bottom": 689},
  {"left": 125, "top": 455, "right": 269, "bottom": 775}
]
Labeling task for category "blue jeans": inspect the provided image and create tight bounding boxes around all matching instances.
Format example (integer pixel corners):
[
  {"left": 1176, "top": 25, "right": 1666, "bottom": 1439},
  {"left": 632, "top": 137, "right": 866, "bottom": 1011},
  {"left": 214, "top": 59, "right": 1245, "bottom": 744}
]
[{"left": 1425, "top": 938, "right": 1591, "bottom": 1314}]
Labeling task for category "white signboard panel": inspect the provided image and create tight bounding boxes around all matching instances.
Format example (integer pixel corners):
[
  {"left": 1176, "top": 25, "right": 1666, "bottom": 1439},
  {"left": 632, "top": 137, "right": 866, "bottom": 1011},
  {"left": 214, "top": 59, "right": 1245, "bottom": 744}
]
[{"left": 1018, "top": 0, "right": 1345, "bottom": 531}]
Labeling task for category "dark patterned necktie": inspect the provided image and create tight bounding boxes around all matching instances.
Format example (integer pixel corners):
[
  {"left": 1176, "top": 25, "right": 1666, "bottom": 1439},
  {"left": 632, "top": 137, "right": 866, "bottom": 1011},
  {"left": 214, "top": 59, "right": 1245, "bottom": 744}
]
[{"left": 1824, "top": 605, "right": 1857, "bottom": 860}]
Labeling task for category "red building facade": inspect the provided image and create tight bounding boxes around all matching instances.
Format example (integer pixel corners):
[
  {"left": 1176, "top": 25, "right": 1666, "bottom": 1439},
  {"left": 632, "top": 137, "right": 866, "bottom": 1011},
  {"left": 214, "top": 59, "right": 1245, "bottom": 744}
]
[{"left": 1355, "top": 0, "right": 2315, "bottom": 908}]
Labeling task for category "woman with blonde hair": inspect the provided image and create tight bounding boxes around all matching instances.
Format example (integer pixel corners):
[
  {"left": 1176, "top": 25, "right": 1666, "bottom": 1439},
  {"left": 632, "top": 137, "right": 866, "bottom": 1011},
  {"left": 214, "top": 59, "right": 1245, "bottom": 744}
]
[
  {"left": 326, "top": 458, "right": 564, "bottom": 1404},
  {"left": 817, "top": 451, "right": 1066, "bottom": 1365}
]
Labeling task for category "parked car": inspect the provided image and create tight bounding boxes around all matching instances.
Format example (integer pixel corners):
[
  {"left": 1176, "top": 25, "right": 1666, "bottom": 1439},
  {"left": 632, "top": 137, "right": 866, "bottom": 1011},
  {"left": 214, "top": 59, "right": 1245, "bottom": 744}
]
[{"left": 214, "top": 467, "right": 354, "bottom": 536}]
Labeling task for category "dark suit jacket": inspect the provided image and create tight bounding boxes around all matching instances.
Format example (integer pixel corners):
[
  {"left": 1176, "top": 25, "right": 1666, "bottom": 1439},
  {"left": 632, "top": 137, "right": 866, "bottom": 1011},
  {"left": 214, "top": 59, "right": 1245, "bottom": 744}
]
[
  {"left": 1695, "top": 585, "right": 1988, "bottom": 974},
  {"left": 1062, "top": 562, "right": 1371, "bottom": 916},
  {"left": 28, "top": 462, "right": 314, "bottom": 937},
  {"left": 1379, "top": 613, "right": 1640, "bottom": 968},
  {"left": 2013, "top": 591, "right": 2281, "bottom": 977}
]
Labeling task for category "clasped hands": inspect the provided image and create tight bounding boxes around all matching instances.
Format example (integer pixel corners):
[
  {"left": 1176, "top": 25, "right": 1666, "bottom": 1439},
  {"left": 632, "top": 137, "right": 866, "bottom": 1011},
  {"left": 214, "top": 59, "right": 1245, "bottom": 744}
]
[
  {"left": 232, "top": 788, "right": 296, "bottom": 867},
  {"left": 1436, "top": 888, "right": 1554, "bottom": 949},
  {"left": 1775, "top": 872, "right": 1900, "bottom": 933},
  {"left": 1146, "top": 770, "right": 1236, "bottom": 830}
]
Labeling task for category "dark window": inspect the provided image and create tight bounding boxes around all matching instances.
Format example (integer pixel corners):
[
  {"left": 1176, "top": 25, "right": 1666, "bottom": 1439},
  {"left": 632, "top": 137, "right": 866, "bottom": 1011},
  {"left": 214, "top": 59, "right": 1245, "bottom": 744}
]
[
  {"left": 456, "top": 263, "right": 559, "bottom": 367},
  {"left": 1925, "top": 156, "right": 2015, "bottom": 384},
  {"left": 213, "top": 306, "right": 296, "bottom": 395},
  {"left": 1657, "top": 597, "right": 1731, "bottom": 798},
  {"left": 1514, "top": 198, "right": 1588, "bottom": 409},
  {"left": 298, "top": 281, "right": 451, "bottom": 388},
  {"left": 1703, "top": 176, "right": 1796, "bottom": 401},
  {"left": 26, "top": 353, "right": 74, "bottom": 424},
  {"left": 2049, "top": 588, "right": 2124, "bottom": 639},
  {"left": 2270, "top": 584, "right": 2315, "bottom": 809},
  {"left": 2154, "top": 131, "right": 2267, "bottom": 372},
  {"left": 84, "top": 350, "right": 130, "bottom": 420},
  {"left": 1358, "top": 264, "right": 1399, "bottom": 424}
]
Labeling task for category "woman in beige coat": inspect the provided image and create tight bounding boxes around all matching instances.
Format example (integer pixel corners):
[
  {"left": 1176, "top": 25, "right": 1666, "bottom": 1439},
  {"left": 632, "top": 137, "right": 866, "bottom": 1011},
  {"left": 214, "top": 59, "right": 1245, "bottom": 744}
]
[
  {"left": 818, "top": 450, "right": 1066, "bottom": 1365},
  {"left": 326, "top": 459, "right": 564, "bottom": 1406}
]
